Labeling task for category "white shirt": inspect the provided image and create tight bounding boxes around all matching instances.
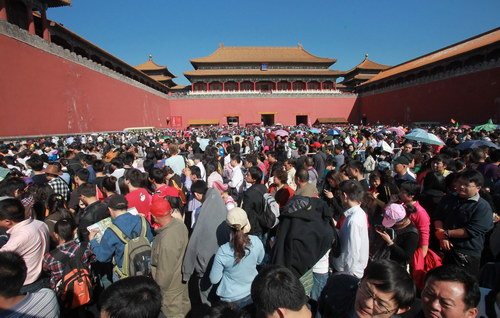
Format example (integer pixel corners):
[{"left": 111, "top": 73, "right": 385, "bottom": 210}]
[
  {"left": 229, "top": 165, "right": 244, "bottom": 190},
  {"left": 110, "top": 168, "right": 125, "bottom": 194},
  {"left": 333, "top": 205, "right": 369, "bottom": 278},
  {"left": 196, "top": 161, "right": 206, "bottom": 181}
]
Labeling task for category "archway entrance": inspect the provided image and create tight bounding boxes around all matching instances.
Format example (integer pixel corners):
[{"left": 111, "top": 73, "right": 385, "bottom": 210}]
[
  {"left": 261, "top": 114, "right": 275, "bottom": 126},
  {"left": 296, "top": 115, "right": 308, "bottom": 125}
]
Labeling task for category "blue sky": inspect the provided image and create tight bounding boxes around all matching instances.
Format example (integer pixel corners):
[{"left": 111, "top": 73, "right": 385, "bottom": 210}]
[{"left": 48, "top": 0, "right": 500, "bottom": 85}]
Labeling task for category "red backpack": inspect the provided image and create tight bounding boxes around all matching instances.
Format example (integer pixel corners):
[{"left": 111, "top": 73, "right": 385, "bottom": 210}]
[{"left": 51, "top": 245, "right": 93, "bottom": 309}]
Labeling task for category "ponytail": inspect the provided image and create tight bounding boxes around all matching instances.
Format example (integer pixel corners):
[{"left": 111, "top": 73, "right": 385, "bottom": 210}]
[{"left": 231, "top": 228, "right": 250, "bottom": 264}]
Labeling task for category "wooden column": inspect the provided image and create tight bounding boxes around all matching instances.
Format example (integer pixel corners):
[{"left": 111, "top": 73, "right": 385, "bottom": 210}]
[
  {"left": 41, "top": 7, "right": 50, "bottom": 41},
  {"left": 305, "top": 82, "right": 308, "bottom": 90},
  {"left": 191, "top": 83, "right": 195, "bottom": 92},
  {"left": 26, "top": 3, "right": 35, "bottom": 35},
  {"left": 206, "top": 82, "right": 209, "bottom": 91},
  {"left": 320, "top": 81, "right": 323, "bottom": 90},
  {"left": 275, "top": 81, "right": 278, "bottom": 90},
  {"left": 333, "top": 81, "right": 337, "bottom": 90},
  {"left": 222, "top": 82, "right": 225, "bottom": 91},
  {"left": 290, "top": 81, "right": 294, "bottom": 91},
  {"left": 0, "top": 0, "right": 7, "bottom": 21},
  {"left": 237, "top": 82, "right": 241, "bottom": 91},
  {"left": 253, "top": 81, "right": 256, "bottom": 91}
]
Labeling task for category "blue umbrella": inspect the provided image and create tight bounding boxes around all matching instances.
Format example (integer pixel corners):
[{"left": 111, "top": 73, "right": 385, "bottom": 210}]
[
  {"left": 309, "top": 128, "right": 321, "bottom": 134},
  {"left": 217, "top": 136, "right": 232, "bottom": 142},
  {"left": 405, "top": 130, "right": 445, "bottom": 146},
  {"left": 456, "top": 140, "right": 499, "bottom": 150},
  {"left": 326, "top": 129, "right": 341, "bottom": 136}
]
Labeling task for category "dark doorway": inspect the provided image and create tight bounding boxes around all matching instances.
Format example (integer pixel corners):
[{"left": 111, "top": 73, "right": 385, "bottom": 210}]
[
  {"left": 227, "top": 116, "right": 239, "bottom": 126},
  {"left": 296, "top": 115, "right": 308, "bottom": 125},
  {"left": 261, "top": 114, "right": 275, "bottom": 126}
]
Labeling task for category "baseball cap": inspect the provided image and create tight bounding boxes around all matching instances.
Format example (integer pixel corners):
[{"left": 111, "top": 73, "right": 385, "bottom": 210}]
[
  {"left": 150, "top": 198, "right": 172, "bottom": 218},
  {"left": 382, "top": 203, "right": 406, "bottom": 228},
  {"left": 108, "top": 195, "right": 128, "bottom": 210},
  {"left": 393, "top": 156, "right": 410, "bottom": 166},
  {"left": 226, "top": 207, "right": 251, "bottom": 234}
]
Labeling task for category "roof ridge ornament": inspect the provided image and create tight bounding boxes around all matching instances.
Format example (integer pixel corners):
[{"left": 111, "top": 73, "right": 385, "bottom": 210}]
[
  {"left": 298, "top": 43, "right": 303, "bottom": 48},
  {"left": 365, "top": 53, "right": 368, "bottom": 59},
  {"left": 219, "top": 43, "right": 224, "bottom": 48},
  {"left": 149, "top": 54, "right": 152, "bottom": 61}
]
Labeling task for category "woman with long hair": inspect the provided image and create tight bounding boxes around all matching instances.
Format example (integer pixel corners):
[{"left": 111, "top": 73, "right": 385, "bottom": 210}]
[
  {"left": 209, "top": 208, "right": 264, "bottom": 308},
  {"left": 44, "top": 193, "right": 72, "bottom": 235}
]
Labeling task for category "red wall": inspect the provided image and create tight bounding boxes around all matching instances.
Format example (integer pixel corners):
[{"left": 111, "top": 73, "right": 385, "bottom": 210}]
[
  {"left": 0, "top": 34, "right": 171, "bottom": 137},
  {"left": 4, "top": 31, "right": 498, "bottom": 137},
  {"left": 359, "top": 68, "right": 500, "bottom": 125},
  {"left": 169, "top": 96, "right": 358, "bottom": 127}
]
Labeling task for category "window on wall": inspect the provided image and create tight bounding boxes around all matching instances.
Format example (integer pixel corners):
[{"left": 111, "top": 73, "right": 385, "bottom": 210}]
[
  {"left": 278, "top": 82, "right": 289, "bottom": 90},
  {"left": 227, "top": 116, "right": 239, "bottom": 126},
  {"left": 241, "top": 82, "right": 253, "bottom": 90}
]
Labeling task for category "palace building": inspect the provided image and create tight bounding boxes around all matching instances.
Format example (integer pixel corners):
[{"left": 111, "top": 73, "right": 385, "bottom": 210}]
[
  {"left": 135, "top": 55, "right": 177, "bottom": 89},
  {"left": 0, "top": 0, "right": 499, "bottom": 137},
  {"left": 184, "top": 45, "right": 343, "bottom": 92},
  {"left": 341, "top": 54, "right": 391, "bottom": 89}
]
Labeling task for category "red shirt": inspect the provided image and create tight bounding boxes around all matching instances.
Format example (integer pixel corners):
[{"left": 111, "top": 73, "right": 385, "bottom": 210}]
[
  {"left": 152, "top": 184, "right": 179, "bottom": 201},
  {"left": 126, "top": 188, "right": 152, "bottom": 223}
]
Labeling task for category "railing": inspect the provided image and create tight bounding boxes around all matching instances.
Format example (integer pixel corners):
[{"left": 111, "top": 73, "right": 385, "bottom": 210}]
[{"left": 187, "top": 89, "right": 342, "bottom": 95}]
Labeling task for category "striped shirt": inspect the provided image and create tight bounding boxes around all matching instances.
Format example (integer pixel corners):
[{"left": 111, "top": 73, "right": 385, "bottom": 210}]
[{"left": 0, "top": 288, "right": 59, "bottom": 318}]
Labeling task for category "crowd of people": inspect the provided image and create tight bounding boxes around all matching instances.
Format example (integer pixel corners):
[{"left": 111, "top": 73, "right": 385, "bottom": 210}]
[{"left": 0, "top": 123, "right": 499, "bottom": 318}]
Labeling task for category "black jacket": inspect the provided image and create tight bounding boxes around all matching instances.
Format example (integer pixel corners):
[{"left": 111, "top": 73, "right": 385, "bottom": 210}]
[
  {"left": 77, "top": 201, "right": 110, "bottom": 242},
  {"left": 270, "top": 196, "right": 334, "bottom": 277},
  {"left": 436, "top": 193, "right": 494, "bottom": 257},
  {"left": 242, "top": 183, "right": 268, "bottom": 235}
]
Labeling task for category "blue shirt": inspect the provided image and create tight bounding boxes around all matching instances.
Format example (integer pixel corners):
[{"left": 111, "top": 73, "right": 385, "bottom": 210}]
[
  {"left": 209, "top": 235, "right": 264, "bottom": 302},
  {"left": 90, "top": 213, "right": 154, "bottom": 268},
  {"left": 86, "top": 166, "right": 96, "bottom": 184}
]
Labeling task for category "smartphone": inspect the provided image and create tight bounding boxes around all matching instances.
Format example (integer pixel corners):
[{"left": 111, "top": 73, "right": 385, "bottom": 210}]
[
  {"left": 375, "top": 224, "right": 386, "bottom": 232},
  {"left": 385, "top": 228, "right": 395, "bottom": 240}
]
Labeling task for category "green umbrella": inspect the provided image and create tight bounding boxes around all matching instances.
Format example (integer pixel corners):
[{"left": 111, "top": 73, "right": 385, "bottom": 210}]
[{"left": 474, "top": 119, "right": 499, "bottom": 132}]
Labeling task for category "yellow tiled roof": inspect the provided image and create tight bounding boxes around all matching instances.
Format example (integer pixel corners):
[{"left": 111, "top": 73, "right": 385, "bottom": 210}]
[
  {"left": 190, "top": 46, "right": 336, "bottom": 64},
  {"left": 363, "top": 28, "right": 500, "bottom": 85}
]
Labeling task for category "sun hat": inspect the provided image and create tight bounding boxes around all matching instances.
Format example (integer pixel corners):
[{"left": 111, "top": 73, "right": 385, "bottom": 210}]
[{"left": 226, "top": 207, "right": 251, "bottom": 233}]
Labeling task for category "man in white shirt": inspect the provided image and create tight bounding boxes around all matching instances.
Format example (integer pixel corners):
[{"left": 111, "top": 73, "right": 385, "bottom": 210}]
[
  {"left": 229, "top": 154, "right": 244, "bottom": 195},
  {"left": 333, "top": 180, "right": 369, "bottom": 278},
  {"left": 193, "top": 154, "right": 206, "bottom": 181}
]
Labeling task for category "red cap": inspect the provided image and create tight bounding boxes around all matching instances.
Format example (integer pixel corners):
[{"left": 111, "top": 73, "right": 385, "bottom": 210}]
[{"left": 150, "top": 198, "right": 172, "bottom": 217}]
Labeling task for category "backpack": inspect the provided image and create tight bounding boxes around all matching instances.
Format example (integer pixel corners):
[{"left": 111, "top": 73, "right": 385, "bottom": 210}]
[
  {"left": 108, "top": 216, "right": 152, "bottom": 278},
  {"left": 261, "top": 192, "right": 280, "bottom": 230},
  {"left": 51, "top": 245, "right": 93, "bottom": 309}
]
